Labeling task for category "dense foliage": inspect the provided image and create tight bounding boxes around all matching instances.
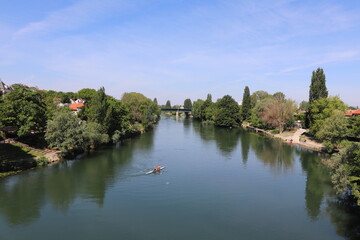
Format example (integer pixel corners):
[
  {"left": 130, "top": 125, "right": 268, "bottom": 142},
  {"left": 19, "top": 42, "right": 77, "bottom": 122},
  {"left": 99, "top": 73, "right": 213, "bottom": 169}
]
[
  {"left": 316, "top": 112, "right": 348, "bottom": 152},
  {"left": 309, "top": 96, "right": 347, "bottom": 135},
  {"left": 307, "top": 68, "right": 328, "bottom": 128},
  {"left": 0, "top": 85, "right": 46, "bottom": 137},
  {"left": 309, "top": 68, "right": 328, "bottom": 103},
  {"left": 183, "top": 98, "right": 192, "bottom": 109},
  {"left": 214, "top": 95, "right": 241, "bottom": 127},
  {"left": 325, "top": 143, "right": 360, "bottom": 205},
  {"left": 121, "top": 92, "right": 160, "bottom": 131},
  {"left": 165, "top": 100, "right": 171, "bottom": 108},
  {"left": 45, "top": 109, "right": 85, "bottom": 156},
  {"left": 193, "top": 94, "right": 240, "bottom": 127},
  {"left": 240, "top": 86, "right": 251, "bottom": 121},
  {"left": 0, "top": 85, "right": 160, "bottom": 157}
]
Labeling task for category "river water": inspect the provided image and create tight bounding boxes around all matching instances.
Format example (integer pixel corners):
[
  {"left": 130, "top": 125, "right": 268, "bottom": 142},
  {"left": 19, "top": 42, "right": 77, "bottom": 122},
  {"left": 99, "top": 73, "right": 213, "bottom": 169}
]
[{"left": 0, "top": 117, "right": 359, "bottom": 240}]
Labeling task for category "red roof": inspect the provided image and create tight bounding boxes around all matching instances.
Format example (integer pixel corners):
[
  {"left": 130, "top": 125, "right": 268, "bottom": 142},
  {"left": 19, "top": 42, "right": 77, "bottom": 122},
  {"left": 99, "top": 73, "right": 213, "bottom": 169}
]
[
  {"left": 345, "top": 109, "right": 360, "bottom": 117},
  {"left": 69, "top": 103, "right": 85, "bottom": 111}
]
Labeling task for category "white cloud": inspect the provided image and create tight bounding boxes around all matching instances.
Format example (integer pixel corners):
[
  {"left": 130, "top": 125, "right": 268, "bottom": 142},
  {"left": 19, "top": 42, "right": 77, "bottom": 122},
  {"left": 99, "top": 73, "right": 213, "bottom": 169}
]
[{"left": 13, "top": 0, "right": 129, "bottom": 38}]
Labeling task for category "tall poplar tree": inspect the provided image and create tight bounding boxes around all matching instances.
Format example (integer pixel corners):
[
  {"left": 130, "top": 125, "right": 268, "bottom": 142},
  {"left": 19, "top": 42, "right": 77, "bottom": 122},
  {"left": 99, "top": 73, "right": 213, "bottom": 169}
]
[
  {"left": 184, "top": 98, "right": 192, "bottom": 109},
  {"left": 165, "top": 100, "right": 171, "bottom": 108},
  {"left": 153, "top": 98, "right": 158, "bottom": 105},
  {"left": 241, "top": 86, "right": 251, "bottom": 121},
  {"left": 309, "top": 68, "right": 328, "bottom": 103},
  {"left": 307, "top": 68, "right": 328, "bottom": 128}
]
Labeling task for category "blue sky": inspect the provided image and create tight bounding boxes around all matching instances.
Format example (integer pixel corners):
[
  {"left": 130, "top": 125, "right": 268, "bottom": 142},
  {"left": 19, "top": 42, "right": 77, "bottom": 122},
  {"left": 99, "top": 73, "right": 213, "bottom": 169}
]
[{"left": 0, "top": 0, "right": 359, "bottom": 106}]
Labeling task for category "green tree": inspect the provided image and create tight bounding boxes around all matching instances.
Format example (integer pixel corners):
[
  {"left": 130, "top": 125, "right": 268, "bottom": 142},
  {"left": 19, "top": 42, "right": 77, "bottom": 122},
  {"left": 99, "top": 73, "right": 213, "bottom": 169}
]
[
  {"left": 45, "top": 109, "right": 85, "bottom": 156},
  {"left": 183, "top": 98, "right": 192, "bottom": 109},
  {"left": 206, "top": 93, "right": 212, "bottom": 102},
  {"left": 214, "top": 95, "right": 241, "bottom": 127},
  {"left": 316, "top": 112, "right": 348, "bottom": 152},
  {"left": 192, "top": 99, "right": 204, "bottom": 119},
  {"left": 165, "top": 100, "right": 171, "bottom": 108},
  {"left": 273, "top": 92, "right": 285, "bottom": 101},
  {"left": 250, "top": 90, "right": 270, "bottom": 108},
  {"left": 77, "top": 88, "right": 97, "bottom": 102},
  {"left": 309, "top": 96, "right": 347, "bottom": 135},
  {"left": 309, "top": 68, "right": 328, "bottom": 103},
  {"left": 153, "top": 98, "right": 158, "bottom": 105},
  {"left": 299, "top": 101, "right": 309, "bottom": 111},
  {"left": 348, "top": 116, "right": 360, "bottom": 138},
  {"left": 83, "top": 122, "right": 109, "bottom": 149},
  {"left": 241, "top": 86, "right": 251, "bottom": 121},
  {"left": 105, "top": 96, "right": 131, "bottom": 139},
  {"left": 122, "top": 92, "right": 160, "bottom": 130},
  {"left": 87, "top": 87, "right": 109, "bottom": 124},
  {"left": 325, "top": 143, "right": 360, "bottom": 205},
  {"left": 307, "top": 68, "right": 328, "bottom": 128},
  {"left": 0, "top": 85, "right": 46, "bottom": 137}
]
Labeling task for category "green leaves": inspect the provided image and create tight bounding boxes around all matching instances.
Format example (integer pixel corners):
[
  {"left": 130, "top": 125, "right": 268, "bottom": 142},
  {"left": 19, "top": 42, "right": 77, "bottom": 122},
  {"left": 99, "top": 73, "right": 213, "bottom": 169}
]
[
  {"left": 309, "top": 96, "right": 347, "bottom": 135},
  {"left": 316, "top": 112, "right": 348, "bottom": 152},
  {"left": 183, "top": 98, "right": 192, "bottom": 109},
  {"left": 241, "top": 86, "right": 251, "bottom": 121},
  {"left": 325, "top": 143, "right": 360, "bottom": 205},
  {"left": 0, "top": 85, "right": 46, "bottom": 137},
  {"left": 214, "top": 95, "right": 241, "bottom": 127},
  {"left": 45, "top": 109, "right": 85, "bottom": 156},
  {"left": 309, "top": 68, "right": 328, "bottom": 103}
]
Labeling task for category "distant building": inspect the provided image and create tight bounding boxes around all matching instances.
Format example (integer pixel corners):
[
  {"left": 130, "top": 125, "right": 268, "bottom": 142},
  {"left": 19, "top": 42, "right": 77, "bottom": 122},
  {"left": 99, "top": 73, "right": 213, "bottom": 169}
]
[
  {"left": 345, "top": 109, "right": 360, "bottom": 117},
  {"left": 70, "top": 98, "right": 86, "bottom": 104},
  {"left": 69, "top": 102, "right": 85, "bottom": 114},
  {"left": 0, "top": 79, "right": 12, "bottom": 96}
]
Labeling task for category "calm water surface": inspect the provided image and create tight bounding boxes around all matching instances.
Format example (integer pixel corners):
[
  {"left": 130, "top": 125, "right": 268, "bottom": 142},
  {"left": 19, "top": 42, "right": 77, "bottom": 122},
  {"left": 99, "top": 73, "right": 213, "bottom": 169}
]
[{"left": 1, "top": 117, "right": 359, "bottom": 240}]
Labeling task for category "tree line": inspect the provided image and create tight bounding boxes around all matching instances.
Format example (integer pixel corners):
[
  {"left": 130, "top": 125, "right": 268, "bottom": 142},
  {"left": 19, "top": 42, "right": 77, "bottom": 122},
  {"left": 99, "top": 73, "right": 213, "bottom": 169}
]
[
  {"left": 0, "top": 85, "right": 160, "bottom": 157},
  {"left": 188, "top": 67, "right": 360, "bottom": 205}
]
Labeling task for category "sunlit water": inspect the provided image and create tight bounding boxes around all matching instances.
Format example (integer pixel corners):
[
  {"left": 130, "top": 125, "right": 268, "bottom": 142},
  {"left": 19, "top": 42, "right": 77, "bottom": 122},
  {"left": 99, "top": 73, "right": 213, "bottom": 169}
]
[{"left": 0, "top": 117, "right": 359, "bottom": 240}]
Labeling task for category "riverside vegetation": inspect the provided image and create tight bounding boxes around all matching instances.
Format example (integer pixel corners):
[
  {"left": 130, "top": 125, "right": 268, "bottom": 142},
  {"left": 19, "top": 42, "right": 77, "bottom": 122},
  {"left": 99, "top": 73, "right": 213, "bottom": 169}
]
[
  {"left": 0, "top": 86, "right": 160, "bottom": 173},
  {"left": 191, "top": 68, "right": 360, "bottom": 206},
  {"left": 1, "top": 67, "right": 360, "bottom": 206}
]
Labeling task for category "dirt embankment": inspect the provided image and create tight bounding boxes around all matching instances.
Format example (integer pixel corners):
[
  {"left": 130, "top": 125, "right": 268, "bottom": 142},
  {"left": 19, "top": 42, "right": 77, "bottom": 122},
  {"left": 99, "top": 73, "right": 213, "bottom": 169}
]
[{"left": 244, "top": 126, "right": 325, "bottom": 152}]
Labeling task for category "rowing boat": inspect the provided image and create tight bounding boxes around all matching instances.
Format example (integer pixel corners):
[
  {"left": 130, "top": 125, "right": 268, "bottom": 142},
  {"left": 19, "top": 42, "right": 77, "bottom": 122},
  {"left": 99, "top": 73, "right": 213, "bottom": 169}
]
[{"left": 146, "top": 166, "right": 165, "bottom": 175}]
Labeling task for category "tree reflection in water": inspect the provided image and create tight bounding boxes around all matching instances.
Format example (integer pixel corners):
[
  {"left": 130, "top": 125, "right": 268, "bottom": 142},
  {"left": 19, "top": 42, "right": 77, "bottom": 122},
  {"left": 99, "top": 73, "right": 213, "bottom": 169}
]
[
  {"left": 249, "top": 133, "right": 295, "bottom": 174},
  {"left": 0, "top": 130, "right": 155, "bottom": 226}
]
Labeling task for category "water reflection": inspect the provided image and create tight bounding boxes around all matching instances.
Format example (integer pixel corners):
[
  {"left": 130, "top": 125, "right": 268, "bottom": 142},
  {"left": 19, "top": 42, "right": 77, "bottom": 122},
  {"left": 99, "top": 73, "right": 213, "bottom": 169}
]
[
  {"left": 249, "top": 133, "right": 295, "bottom": 173},
  {"left": 239, "top": 130, "right": 250, "bottom": 165},
  {"left": 0, "top": 130, "right": 155, "bottom": 225},
  {"left": 192, "top": 120, "right": 240, "bottom": 156},
  {"left": 297, "top": 149, "right": 334, "bottom": 220},
  {"left": 326, "top": 199, "right": 360, "bottom": 240}
]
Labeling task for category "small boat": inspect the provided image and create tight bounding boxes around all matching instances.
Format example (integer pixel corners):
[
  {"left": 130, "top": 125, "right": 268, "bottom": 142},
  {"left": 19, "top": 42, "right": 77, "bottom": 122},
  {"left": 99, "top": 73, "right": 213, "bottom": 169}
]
[{"left": 146, "top": 166, "right": 165, "bottom": 175}]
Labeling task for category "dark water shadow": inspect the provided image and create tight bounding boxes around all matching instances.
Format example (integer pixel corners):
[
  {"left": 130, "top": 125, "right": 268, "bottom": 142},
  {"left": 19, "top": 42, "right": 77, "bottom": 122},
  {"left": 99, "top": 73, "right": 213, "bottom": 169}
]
[{"left": 0, "top": 129, "right": 156, "bottom": 226}]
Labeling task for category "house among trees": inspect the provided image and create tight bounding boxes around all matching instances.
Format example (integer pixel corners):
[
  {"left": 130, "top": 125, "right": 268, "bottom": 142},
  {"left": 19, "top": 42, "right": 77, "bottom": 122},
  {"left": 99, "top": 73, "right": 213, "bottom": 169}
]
[
  {"left": 0, "top": 79, "right": 12, "bottom": 96},
  {"left": 345, "top": 109, "right": 360, "bottom": 117},
  {"left": 70, "top": 98, "right": 86, "bottom": 104},
  {"left": 69, "top": 99, "right": 86, "bottom": 113},
  {"left": 69, "top": 102, "right": 85, "bottom": 112}
]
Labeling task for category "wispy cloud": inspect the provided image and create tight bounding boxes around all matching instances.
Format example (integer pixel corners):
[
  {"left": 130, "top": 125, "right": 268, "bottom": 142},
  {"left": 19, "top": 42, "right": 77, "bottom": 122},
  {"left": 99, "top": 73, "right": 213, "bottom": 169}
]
[
  {"left": 279, "top": 50, "right": 360, "bottom": 74},
  {"left": 13, "top": 0, "right": 129, "bottom": 38},
  {"left": 1, "top": 0, "right": 360, "bottom": 105}
]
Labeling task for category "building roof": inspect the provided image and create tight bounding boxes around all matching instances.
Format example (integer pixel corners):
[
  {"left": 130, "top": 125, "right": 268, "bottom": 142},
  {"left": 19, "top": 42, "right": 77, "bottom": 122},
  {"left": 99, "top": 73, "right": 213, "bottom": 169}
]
[
  {"left": 345, "top": 109, "right": 360, "bottom": 117},
  {"left": 69, "top": 103, "right": 85, "bottom": 111}
]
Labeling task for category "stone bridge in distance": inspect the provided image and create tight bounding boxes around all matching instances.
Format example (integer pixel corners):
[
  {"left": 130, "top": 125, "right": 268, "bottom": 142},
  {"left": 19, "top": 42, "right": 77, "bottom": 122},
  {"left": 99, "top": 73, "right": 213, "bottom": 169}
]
[{"left": 160, "top": 108, "right": 192, "bottom": 117}]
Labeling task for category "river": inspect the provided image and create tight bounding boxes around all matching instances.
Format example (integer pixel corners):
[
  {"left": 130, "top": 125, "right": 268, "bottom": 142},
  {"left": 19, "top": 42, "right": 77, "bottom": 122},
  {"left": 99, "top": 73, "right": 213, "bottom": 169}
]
[{"left": 0, "top": 117, "right": 359, "bottom": 240}]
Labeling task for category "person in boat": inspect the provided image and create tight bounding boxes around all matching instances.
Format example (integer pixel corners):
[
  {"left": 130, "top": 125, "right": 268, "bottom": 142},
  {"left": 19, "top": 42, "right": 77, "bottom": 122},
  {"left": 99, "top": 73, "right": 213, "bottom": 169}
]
[{"left": 157, "top": 165, "right": 161, "bottom": 170}]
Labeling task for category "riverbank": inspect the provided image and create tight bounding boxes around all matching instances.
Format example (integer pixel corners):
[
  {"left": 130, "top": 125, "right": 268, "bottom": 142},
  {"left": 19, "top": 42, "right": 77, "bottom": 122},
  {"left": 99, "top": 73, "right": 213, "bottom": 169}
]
[
  {"left": 243, "top": 125, "right": 325, "bottom": 152},
  {"left": 0, "top": 139, "right": 61, "bottom": 177}
]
